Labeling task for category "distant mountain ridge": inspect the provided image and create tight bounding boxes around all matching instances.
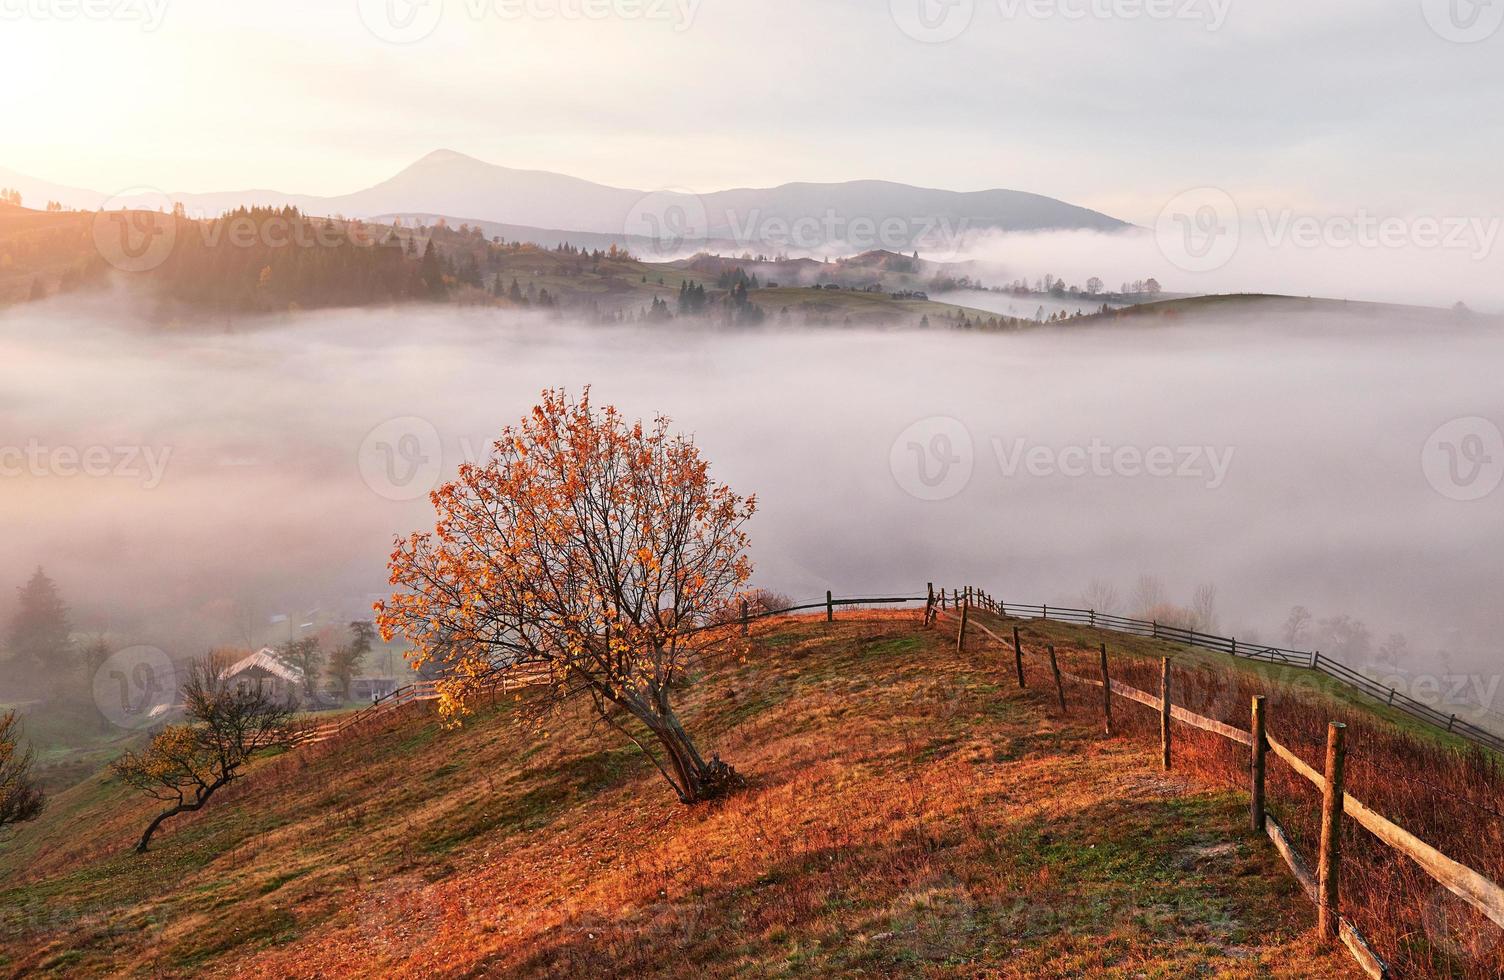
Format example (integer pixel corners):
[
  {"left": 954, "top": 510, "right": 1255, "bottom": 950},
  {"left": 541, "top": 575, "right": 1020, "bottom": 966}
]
[{"left": 0, "top": 150, "right": 1131, "bottom": 252}]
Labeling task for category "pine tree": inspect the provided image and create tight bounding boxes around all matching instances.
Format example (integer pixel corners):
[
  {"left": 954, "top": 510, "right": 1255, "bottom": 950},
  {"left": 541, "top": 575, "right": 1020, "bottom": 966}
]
[
  {"left": 6, "top": 569, "right": 72, "bottom": 693},
  {"left": 419, "top": 241, "right": 446, "bottom": 299}
]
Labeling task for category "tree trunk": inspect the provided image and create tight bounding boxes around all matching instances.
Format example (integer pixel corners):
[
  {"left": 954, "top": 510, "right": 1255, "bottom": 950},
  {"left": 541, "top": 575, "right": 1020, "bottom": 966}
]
[
  {"left": 631, "top": 699, "right": 739, "bottom": 804},
  {"left": 134, "top": 779, "right": 225, "bottom": 853},
  {"left": 655, "top": 724, "right": 739, "bottom": 804},
  {"left": 136, "top": 805, "right": 188, "bottom": 854}
]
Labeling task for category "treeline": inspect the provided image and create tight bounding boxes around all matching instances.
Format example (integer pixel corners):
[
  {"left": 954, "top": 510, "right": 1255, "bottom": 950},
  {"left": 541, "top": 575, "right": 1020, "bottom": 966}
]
[
  {"left": 3, "top": 205, "right": 642, "bottom": 314},
  {"left": 153, "top": 208, "right": 435, "bottom": 312},
  {"left": 0, "top": 206, "right": 112, "bottom": 303}
]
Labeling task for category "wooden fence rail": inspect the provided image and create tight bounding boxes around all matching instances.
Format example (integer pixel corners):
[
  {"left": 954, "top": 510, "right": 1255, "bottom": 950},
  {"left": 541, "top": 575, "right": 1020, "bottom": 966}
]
[
  {"left": 967, "top": 596, "right": 1504, "bottom": 754},
  {"left": 939, "top": 596, "right": 1504, "bottom": 979},
  {"left": 284, "top": 591, "right": 931, "bottom": 749}
]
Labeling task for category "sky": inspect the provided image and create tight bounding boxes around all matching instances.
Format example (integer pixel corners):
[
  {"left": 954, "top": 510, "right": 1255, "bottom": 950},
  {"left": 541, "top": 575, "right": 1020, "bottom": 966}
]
[{"left": 3, "top": 0, "right": 1503, "bottom": 226}]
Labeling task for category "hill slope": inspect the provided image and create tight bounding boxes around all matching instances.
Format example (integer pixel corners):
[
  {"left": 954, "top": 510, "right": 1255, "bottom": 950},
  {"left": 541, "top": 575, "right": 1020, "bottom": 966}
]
[{"left": 0, "top": 611, "right": 1358, "bottom": 978}]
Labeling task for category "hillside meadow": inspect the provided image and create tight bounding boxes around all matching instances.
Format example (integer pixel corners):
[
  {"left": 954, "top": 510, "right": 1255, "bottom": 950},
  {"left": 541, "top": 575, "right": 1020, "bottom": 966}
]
[{"left": 0, "top": 610, "right": 1364, "bottom": 978}]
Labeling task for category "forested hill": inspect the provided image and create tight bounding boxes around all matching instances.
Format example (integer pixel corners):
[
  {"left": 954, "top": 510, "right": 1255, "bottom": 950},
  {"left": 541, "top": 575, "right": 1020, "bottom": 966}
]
[
  {"left": 0, "top": 204, "right": 633, "bottom": 317},
  {"left": 0, "top": 204, "right": 1028, "bottom": 328}
]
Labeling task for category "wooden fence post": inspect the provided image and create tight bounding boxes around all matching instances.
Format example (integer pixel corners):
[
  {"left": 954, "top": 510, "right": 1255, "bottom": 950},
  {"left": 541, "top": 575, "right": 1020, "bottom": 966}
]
[
  {"left": 826, "top": 590, "right": 834, "bottom": 623},
  {"left": 1013, "top": 625, "right": 1026, "bottom": 688},
  {"left": 1090, "top": 608, "right": 1096, "bottom": 627},
  {"left": 741, "top": 598, "right": 750, "bottom": 636},
  {"left": 1250, "top": 695, "right": 1267, "bottom": 833},
  {"left": 924, "top": 583, "right": 934, "bottom": 627},
  {"left": 1160, "top": 657, "right": 1172, "bottom": 771},
  {"left": 1048, "top": 644, "right": 1067, "bottom": 712},
  {"left": 1318, "top": 721, "right": 1347, "bottom": 942},
  {"left": 1099, "top": 643, "right": 1113, "bottom": 735},
  {"left": 956, "top": 597, "right": 970, "bottom": 653}
]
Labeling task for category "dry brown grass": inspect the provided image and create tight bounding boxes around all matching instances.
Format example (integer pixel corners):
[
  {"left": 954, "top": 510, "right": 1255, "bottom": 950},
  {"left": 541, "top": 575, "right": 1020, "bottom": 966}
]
[
  {"left": 973, "top": 609, "right": 1504, "bottom": 979},
  {"left": 2, "top": 611, "right": 1361, "bottom": 977}
]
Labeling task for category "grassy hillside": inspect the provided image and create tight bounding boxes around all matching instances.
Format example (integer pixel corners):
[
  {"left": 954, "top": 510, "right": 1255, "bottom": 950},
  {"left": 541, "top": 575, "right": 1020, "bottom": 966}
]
[
  {"left": 0, "top": 610, "right": 1366, "bottom": 978},
  {"left": 1072, "top": 292, "right": 1498, "bottom": 327}
]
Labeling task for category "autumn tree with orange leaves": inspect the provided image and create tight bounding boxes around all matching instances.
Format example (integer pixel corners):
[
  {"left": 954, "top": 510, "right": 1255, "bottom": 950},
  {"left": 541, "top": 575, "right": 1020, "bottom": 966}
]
[{"left": 377, "top": 389, "right": 756, "bottom": 804}]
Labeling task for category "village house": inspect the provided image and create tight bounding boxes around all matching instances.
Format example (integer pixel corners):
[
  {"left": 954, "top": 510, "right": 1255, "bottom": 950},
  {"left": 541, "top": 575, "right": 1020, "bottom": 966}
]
[{"left": 221, "top": 649, "right": 306, "bottom": 705}]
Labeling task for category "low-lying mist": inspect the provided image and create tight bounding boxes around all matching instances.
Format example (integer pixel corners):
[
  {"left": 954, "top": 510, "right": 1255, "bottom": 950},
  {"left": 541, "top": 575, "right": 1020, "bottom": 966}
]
[
  {"left": 933, "top": 227, "right": 1504, "bottom": 314},
  {"left": 2, "top": 295, "right": 1501, "bottom": 714}
]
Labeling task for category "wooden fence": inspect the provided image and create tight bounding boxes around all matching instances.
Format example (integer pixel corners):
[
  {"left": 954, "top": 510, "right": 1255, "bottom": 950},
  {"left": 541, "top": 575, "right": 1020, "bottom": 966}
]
[
  {"left": 287, "top": 670, "right": 550, "bottom": 746},
  {"left": 938, "top": 592, "right": 1504, "bottom": 979},
  {"left": 923, "top": 586, "right": 1504, "bottom": 755},
  {"left": 283, "top": 592, "right": 929, "bottom": 748}
]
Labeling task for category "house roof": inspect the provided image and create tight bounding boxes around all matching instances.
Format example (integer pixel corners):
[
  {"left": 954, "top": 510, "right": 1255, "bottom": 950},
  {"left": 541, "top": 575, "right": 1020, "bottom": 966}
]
[{"left": 224, "top": 649, "right": 304, "bottom": 684}]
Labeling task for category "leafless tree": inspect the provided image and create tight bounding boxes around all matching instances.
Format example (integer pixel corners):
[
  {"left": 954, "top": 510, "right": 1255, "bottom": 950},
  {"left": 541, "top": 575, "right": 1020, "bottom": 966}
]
[
  {"left": 1190, "top": 584, "right": 1219, "bottom": 633},
  {"left": 1281, "top": 605, "right": 1312, "bottom": 648},
  {"left": 1131, "top": 574, "right": 1168, "bottom": 619},
  {"left": 0, "top": 710, "right": 44, "bottom": 832},
  {"left": 1079, "top": 579, "right": 1120, "bottom": 616}
]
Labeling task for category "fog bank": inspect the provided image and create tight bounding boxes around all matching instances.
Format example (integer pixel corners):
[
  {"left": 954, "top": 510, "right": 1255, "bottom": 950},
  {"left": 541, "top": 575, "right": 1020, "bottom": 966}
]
[
  {"left": 2, "top": 298, "right": 1501, "bottom": 710},
  {"left": 936, "top": 227, "right": 1504, "bottom": 314}
]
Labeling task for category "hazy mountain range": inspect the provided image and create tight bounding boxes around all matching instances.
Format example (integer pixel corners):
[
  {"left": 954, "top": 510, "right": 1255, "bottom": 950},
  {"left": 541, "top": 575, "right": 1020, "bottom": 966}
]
[{"left": 0, "top": 150, "right": 1129, "bottom": 253}]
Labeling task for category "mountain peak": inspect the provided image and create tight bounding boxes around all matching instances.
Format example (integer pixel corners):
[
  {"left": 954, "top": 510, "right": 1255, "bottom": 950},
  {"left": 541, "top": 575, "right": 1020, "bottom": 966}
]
[{"left": 412, "top": 148, "right": 483, "bottom": 167}]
